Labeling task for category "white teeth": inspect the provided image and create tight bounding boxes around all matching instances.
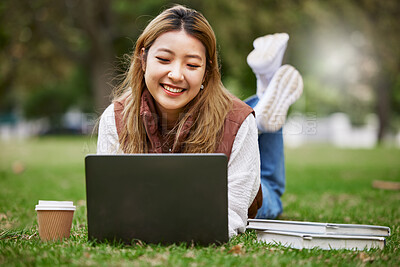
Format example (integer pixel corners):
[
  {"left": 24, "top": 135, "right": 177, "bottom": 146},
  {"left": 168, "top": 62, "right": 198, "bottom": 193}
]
[{"left": 163, "top": 84, "right": 184, "bottom": 93}]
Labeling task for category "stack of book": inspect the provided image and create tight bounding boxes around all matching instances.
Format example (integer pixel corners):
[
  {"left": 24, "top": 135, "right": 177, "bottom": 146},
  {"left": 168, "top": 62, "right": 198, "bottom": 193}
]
[{"left": 247, "top": 219, "right": 390, "bottom": 250}]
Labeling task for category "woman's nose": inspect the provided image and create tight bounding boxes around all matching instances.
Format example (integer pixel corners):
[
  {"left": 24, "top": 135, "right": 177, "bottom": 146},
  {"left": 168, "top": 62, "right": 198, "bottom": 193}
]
[{"left": 168, "top": 64, "right": 184, "bottom": 81}]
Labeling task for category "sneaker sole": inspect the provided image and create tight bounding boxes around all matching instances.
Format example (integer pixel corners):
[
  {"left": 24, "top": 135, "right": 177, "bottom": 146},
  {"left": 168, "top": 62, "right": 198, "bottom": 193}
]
[
  {"left": 247, "top": 33, "right": 289, "bottom": 73},
  {"left": 254, "top": 65, "right": 303, "bottom": 132}
]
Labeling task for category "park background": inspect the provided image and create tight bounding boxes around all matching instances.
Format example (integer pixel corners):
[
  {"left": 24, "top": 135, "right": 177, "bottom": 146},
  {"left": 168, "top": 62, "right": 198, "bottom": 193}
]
[
  {"left": 1, "top": 0, "right": 400, "bottom": 146},
  {"left": 1, "top": 0, "right": 400, "bottom": 266}
]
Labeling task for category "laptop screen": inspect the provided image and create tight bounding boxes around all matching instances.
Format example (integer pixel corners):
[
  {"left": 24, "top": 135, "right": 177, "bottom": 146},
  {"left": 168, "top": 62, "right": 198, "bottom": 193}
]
[{"left": 85, "top": 154, "right": 228, "bottom": 245}]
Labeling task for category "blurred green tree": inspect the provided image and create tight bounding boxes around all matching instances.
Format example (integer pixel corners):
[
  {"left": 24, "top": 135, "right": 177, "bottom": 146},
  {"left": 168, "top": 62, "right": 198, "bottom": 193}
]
[{"left": 0, "top": 0, "right": 399, "bottom": 141}]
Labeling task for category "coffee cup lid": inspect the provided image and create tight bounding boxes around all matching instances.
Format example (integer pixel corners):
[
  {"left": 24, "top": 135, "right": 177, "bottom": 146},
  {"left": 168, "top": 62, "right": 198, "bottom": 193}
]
[{"left": 35, "top": 200, "right": 76, "bottom": 211}]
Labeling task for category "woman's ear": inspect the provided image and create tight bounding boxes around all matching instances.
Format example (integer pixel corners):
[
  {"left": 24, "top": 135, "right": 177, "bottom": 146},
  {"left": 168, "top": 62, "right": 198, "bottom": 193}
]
[
  {"left": 141, "top": 48, "right": 146, "bottom": 72},
  {"left": 203, "top": 60, "right": 212, "bottom": 83},
  {"left": 202, "top": 70, "right": 208, "bottom": 84}
]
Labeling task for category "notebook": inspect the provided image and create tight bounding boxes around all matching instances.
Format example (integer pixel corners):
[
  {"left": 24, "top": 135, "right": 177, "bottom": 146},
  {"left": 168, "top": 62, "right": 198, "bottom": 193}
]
[
  {"left": 85, "top": 154, "right": 228, "bottom": 245},
  {"left": 247, "top": 219, "right": 390, "bottom": 250}
]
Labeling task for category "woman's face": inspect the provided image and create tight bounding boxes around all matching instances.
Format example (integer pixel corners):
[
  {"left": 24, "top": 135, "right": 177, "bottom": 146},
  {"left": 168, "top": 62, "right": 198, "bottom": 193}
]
[{"left": 143, "top": 30, "right": 206, "bottom": 117}]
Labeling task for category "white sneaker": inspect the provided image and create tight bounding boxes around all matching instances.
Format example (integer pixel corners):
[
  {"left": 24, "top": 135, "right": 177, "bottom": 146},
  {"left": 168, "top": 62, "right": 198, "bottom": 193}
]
[
  {"left": 247, "top": 33, "right": 289, "bottom": 98},
  {"left": 253, "top": 65, "right": 303, "bottom": 132}
]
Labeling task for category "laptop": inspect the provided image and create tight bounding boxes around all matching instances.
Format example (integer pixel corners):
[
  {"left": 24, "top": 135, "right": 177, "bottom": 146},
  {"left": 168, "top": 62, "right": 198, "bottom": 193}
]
[{"left": 85, "top": 154, "right": 228, "bottom": 245}]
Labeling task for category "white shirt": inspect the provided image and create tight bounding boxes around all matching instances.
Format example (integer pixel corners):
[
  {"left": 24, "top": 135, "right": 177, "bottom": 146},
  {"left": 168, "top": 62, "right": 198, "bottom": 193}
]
[{"left": 97, "top": 104, "right": 260, "bottom": 237}]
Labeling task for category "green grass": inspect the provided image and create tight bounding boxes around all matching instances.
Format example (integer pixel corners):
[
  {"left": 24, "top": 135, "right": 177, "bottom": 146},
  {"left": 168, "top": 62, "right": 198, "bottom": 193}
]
[{"left": 1, "top": 137, "right": 399, "bottom": 266}]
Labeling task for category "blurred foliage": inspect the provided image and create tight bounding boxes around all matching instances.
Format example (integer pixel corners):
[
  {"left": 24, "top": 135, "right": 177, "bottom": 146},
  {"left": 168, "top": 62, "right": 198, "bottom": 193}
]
[
  {"left": 23, "top": 67, "right": 92, "bottom": 124},
  {"left": 0, "top": 0, "right": 399, "bottom": 138}
]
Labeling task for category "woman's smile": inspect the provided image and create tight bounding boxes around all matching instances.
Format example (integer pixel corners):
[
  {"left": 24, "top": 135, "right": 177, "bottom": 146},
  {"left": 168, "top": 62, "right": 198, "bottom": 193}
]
[{"left": 161, "top": 83, "right": 186, "bottom": 95}]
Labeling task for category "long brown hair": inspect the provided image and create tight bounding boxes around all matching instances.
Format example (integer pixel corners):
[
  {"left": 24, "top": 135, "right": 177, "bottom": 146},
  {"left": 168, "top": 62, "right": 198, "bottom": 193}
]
[{"left": 113, "top": 5, "right": 232, "bottom": 153}]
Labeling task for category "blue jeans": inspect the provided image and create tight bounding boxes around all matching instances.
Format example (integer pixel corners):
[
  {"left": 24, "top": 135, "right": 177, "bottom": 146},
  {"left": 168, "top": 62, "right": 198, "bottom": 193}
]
[{"left": 245, "top": 95, "right": 285, "bottom": 219}]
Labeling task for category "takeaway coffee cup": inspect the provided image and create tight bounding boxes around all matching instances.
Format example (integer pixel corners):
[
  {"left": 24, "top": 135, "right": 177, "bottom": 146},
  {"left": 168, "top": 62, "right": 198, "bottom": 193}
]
[{"left": 35, "top": 200, "right": 76, "bottom": 241}]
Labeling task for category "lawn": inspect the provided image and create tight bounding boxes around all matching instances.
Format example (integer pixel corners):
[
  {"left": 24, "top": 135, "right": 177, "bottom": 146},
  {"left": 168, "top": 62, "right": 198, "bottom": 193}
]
[{"left": 0, "top": 136, "right": 399, "bottom": 266}]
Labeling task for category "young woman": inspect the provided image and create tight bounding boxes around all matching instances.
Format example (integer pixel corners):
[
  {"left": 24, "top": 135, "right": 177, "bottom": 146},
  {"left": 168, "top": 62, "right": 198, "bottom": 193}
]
[{"left": 97, "top": 5, "right": 261, "bottom": 238}]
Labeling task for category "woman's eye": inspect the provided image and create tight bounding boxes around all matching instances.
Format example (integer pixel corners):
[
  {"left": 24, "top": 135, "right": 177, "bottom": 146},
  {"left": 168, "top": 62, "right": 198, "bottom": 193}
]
[
  {"left": 156, "top": 57, "right": 169, "bottom": 62},
  {"left": 188, "top": 64, "right": 200, "bottom": 68}
]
